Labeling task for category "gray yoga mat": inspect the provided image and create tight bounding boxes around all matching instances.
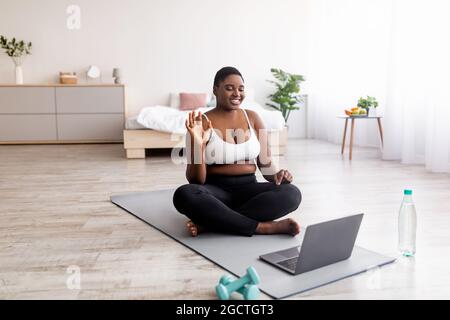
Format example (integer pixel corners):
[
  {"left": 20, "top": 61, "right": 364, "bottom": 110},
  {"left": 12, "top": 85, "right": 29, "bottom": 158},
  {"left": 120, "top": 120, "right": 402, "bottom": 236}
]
[{"left": 111, "top": 189, "right": 396, "bottom": 299}]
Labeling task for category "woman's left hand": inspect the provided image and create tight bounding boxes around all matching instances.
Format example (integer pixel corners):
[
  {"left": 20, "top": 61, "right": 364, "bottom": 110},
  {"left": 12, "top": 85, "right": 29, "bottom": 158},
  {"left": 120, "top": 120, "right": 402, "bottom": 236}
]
[{"left": 274, "top": 169, "right": 293, "bottom": 185}]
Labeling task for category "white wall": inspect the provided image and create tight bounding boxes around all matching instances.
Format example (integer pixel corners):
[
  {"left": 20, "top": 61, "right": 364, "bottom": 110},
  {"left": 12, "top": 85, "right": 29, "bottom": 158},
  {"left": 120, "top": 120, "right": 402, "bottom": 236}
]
[
  {"left": 304, "top": 0, "right": 393, "bottom": 147},
  {"left": 0, "top": 0, "right": 310, "bottom": 117}
]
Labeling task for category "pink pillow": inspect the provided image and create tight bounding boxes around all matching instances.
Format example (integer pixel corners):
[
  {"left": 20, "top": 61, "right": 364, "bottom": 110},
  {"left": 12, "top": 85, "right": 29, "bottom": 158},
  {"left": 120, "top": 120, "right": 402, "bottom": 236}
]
[{"left": 179, "top": 93, "right": 208, "bottom": 110}]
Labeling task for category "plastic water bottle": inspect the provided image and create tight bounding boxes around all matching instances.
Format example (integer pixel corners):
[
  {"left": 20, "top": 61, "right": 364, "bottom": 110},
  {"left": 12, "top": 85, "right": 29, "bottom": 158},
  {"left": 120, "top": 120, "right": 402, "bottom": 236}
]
[{"left": 398, "top": 189, "right": 417, "bottom": 257}]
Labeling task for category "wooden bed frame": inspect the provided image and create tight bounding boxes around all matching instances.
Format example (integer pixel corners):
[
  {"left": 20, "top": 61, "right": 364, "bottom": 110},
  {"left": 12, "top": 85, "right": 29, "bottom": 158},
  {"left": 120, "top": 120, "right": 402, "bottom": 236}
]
[
  {"left": 123, "top": 127, "right": 287, "bottom": 159},
  {"left": 123, "top": 129, "right": 184, "bottom": 158}
]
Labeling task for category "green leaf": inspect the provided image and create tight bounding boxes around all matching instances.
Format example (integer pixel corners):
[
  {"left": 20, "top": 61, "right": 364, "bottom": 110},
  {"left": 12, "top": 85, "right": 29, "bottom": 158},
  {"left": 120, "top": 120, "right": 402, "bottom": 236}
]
[
  {"left": 0, "top": 35, "right": 32, "bottom": 57},
  {"left": 357, "top": 95, "right": 378, "bottom": 108},
  {"left": 266, "top": 68, "right": 305, "bottom": 122},
  {"left": 266, "top": 103, "right": 281, "bottom": 111}
]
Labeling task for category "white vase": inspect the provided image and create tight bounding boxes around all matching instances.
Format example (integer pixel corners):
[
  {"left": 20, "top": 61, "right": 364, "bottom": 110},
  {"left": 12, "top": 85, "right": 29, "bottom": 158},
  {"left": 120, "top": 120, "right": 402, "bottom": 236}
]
[
  {"left": 15, "top": 65, "right": 23, "bottom": 84},
  {"left": 369, "top": 108, "right": 377, "bottom": 117}
]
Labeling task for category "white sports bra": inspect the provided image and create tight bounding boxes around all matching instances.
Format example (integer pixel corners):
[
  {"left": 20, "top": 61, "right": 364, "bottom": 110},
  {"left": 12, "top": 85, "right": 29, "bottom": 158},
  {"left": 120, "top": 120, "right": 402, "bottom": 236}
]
[{"left": 203, "top": 109, "right": 261, "bottom": 165}]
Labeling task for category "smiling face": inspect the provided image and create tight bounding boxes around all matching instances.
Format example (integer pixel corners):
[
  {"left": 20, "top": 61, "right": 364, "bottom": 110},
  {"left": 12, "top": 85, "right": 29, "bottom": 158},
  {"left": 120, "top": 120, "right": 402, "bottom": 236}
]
[{"left": 213, "top": 74, "right": 245, "bottom": 111}]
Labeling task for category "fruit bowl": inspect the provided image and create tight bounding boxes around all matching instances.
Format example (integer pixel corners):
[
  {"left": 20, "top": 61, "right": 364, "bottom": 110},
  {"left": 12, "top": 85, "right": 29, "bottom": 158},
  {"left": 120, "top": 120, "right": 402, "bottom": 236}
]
[{"left": 345, "top": 107, "right": 368, "bottom": 117}]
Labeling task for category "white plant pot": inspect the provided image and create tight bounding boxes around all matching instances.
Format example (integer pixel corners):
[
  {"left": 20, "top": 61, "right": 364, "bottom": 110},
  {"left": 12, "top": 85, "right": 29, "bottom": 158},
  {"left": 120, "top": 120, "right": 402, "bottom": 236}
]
[
  {"left": 15, "top": 65, "right": 24, "bottom": 84},
  {"left": 267, "top": 126, "right": 288, "bottom": 156}
]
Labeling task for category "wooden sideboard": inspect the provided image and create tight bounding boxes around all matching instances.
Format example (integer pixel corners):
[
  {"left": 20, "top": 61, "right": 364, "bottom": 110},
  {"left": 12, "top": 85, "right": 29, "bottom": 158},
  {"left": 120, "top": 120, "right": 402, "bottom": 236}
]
[{"left": 0, "top": 84, "right": 125, "bottom": 144}]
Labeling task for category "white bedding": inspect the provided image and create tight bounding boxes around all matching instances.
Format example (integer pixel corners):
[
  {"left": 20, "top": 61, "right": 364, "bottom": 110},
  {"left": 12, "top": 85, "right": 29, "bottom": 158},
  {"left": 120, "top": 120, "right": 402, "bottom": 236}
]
[{"left": 133, "top": 102, "right": 285, "bottom": 134}]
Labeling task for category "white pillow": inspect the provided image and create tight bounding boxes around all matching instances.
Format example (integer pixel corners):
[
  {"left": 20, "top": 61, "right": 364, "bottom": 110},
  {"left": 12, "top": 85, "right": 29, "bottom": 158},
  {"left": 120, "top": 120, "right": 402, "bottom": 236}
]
[
  {"left": 207, "top": 95, "right": 216, "bottom": 108},
  {"left": 169, "top": 92, "right": 180, "bottom": 108}
]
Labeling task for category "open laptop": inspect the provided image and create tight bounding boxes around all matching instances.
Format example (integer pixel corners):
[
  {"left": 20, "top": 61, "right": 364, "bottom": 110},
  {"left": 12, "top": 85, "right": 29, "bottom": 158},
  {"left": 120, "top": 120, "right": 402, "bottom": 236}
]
[{"left": 260, "top": 213, "right": 364, "bottom": 275}]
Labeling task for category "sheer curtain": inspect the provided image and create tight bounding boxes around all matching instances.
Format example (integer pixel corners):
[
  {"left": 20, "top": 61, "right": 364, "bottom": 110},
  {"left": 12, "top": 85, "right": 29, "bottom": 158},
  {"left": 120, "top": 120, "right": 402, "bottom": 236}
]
[{"left": 305, "top": 0, "right": 450, "bottom": 173}]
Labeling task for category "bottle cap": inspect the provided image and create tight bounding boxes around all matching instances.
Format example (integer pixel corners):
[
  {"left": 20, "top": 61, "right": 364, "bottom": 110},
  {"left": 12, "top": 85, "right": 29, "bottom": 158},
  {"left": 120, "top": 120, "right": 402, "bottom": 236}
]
[{"left": 404, "top": 189, "right": 412, "bottom": 195}]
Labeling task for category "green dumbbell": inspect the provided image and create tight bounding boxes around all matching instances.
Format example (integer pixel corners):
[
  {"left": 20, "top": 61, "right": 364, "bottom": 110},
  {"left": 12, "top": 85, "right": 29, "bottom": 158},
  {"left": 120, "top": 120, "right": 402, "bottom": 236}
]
[
  {"left": 216, "top": 266, "right": 260, "bottom": 300},
  {"left": 219, "top": 275, "right": 260, "bottom": 300}
]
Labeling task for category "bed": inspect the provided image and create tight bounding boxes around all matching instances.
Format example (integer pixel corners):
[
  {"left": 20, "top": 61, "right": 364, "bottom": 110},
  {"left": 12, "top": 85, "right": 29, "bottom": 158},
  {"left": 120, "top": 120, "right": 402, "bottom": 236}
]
[{"left": 123, "top": 98, "right": 287, "bottom": 159}]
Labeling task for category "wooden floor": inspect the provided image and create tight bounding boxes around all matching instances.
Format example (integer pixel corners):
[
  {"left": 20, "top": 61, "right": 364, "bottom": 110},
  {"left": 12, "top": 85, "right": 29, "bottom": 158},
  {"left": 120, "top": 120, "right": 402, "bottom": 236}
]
[{"left": 1, "top": 140, "right": 449, "bottom": 299}]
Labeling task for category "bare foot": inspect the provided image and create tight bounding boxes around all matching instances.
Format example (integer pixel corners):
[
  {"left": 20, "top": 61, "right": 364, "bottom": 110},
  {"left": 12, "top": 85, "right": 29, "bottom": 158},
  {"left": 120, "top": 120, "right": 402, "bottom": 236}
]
[
  {"left": 255, "top": 218, "right": 300, "bottom": 236},
  {"left": 186, "top": 220, "right": 204, "bottom": 237}
]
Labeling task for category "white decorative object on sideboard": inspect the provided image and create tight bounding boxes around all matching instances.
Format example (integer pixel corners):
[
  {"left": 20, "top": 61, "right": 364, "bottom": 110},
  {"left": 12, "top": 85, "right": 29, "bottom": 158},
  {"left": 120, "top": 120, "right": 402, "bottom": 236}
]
[{"left": 0, "top": 84, "right": 125, "bottom": 143}]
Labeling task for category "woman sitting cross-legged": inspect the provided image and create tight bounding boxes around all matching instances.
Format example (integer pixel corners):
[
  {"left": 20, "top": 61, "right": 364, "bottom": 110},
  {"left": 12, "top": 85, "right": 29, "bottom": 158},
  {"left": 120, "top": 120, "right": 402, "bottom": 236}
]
[{"left": 172, "top": 66, "right": 302, "bottom": 237}]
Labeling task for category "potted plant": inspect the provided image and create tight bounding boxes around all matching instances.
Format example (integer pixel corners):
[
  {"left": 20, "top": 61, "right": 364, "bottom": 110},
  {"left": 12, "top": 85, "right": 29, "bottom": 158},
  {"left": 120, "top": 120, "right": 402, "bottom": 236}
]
[
  {"left": 0, "top": 35, "right": 32, "bottom": 84},
  {"left": 357, "top": 96, "right": 378, "bottom": 116},
  {"left": 266, "top": 68, "right": 305, "bottom": 154},
  {"left": 266, "top": 68, "right": 305, "bottom": 123}
]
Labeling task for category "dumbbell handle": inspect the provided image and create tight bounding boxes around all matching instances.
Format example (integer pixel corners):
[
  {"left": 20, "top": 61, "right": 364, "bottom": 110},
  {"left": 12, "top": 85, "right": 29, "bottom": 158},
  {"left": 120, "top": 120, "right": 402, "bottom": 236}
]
[
  {"left": 220, "top": 277, "right": 259, "bottom": 300},
  {"left": 220, "top": 275, "right": 244, "bottom": 293},
  {"left": 225, "top": 274, "right": 252, "bottom": 293}
]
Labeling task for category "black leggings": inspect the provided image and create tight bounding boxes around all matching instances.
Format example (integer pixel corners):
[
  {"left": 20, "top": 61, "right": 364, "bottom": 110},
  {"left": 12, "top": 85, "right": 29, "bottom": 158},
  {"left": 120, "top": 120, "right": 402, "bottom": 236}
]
[{"left": 172, "top": 174, "right": 302, "bottom": 236}]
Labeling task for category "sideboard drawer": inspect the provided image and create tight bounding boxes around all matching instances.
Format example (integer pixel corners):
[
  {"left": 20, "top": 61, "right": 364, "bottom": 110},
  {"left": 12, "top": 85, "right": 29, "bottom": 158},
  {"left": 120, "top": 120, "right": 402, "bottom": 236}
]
[
  {"left": 56, "top": 87, "right": 124, "bottom": 113},
  {"left": 0, "top": 85, "right": 125, "bottom": 144},
  {"left": 0, "top": 115, "right": 57, "bottom": 141},
  {"left": 0, "top": 87, "right": 55, "bottom": 114},
  {"left": 57, "top": 114, "right": 124, "bottom": 141}
]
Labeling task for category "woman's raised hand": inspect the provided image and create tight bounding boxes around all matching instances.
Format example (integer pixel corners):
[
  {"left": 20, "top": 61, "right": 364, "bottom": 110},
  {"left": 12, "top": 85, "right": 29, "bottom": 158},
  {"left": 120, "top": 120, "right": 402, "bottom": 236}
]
[{"left": 185, "top": 111, "right": 213, "bottom": 147}]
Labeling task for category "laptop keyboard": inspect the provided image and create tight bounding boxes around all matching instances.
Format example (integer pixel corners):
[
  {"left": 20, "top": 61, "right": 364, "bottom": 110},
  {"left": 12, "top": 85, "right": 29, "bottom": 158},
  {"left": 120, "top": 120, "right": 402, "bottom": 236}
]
[{"left": 278, "top": 257, "right": 299, "bottom": 271}]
